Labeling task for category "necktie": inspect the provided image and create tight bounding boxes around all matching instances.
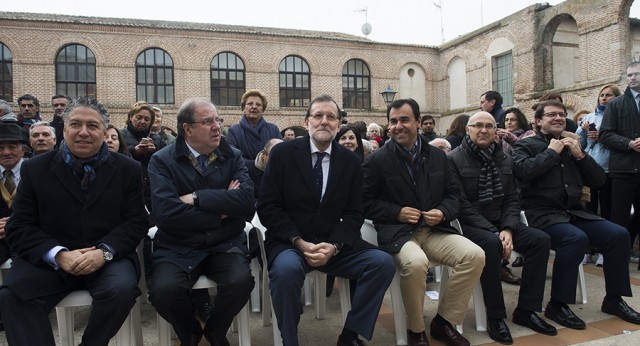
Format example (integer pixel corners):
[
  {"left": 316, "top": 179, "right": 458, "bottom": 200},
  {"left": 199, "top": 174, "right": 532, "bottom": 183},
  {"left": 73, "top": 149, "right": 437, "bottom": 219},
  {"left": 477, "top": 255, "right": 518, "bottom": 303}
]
[
  {"left": 3, "top": 170, "right": 15, "bottom": 194},
  {"left": 197, "top": 154, "right": 208, "bottom": 173},
  {"left": 313, "top": 152, "right": 325, "bottom": 196}
]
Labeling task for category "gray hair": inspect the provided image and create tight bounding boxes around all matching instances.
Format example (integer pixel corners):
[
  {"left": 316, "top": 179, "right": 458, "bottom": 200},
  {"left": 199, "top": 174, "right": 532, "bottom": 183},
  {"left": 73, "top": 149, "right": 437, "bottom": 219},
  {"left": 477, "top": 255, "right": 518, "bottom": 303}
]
[
  {"left": 62, "top": 96, "right": 110, "bottom": 128},
  {"left": 0, "top": 99, "right": 11, "bottom": 114},
  {"left": 29, "top": 121, "right": 56, "bottom": 138}
]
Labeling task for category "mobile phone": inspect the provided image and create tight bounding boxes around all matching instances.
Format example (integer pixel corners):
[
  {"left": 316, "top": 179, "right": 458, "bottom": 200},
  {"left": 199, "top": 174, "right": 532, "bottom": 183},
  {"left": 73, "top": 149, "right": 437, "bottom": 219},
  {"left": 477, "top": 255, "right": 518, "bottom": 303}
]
[{"left": 589, "top": 123, "right": 597, "bottom": 131}]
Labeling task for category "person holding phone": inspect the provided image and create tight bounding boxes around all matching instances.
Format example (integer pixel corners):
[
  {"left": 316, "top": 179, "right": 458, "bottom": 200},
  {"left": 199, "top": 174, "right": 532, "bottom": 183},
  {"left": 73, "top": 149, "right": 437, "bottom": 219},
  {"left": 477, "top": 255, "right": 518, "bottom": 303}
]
[{"left": 576, "top": 84, "right": 622, "bottom": 223}]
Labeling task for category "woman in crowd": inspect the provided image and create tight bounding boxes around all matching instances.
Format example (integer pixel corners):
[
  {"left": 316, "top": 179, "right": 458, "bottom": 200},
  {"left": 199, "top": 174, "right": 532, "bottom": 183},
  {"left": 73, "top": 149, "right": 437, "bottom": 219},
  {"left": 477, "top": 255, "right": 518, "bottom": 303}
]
[
  {"left": 337, "top": 125, "right": 364, "bottom": 161},
  {"left": 106, "top": 124, "right": 131, "bottom": 157},
  {"left": 573, "top": 110, "right": 590, "bottom": 126},
  {"left": 495, "top": 107, "right": 534, "bottom": 156},
  {"left": 445, "top": 114, "right": 470, "bottom": 150}
]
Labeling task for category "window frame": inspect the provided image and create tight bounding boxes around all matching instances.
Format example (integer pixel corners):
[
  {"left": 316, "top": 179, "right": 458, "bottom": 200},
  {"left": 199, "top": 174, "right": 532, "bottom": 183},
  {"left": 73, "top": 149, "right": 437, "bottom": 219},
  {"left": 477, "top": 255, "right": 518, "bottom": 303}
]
[
  {"left": 55, "top": 44, "right": 97, "bottom": 99},
  {"left": 0, "top": 42, "right": 12, "bottom": 102},
  {"left": 211, "top": 52, "right": 245, "bottom": 106},
  {"left": 492, "top": 52, "right": 514, "bottom": 107},
  {"left": 136, "top": 48, "right": 175, "bottom": 104},
  {"left": 279, "top": 55, "right": 311, "bottom": 108},
  {"left": 342, "top": 59, "right": 371, "bottom": 109}
]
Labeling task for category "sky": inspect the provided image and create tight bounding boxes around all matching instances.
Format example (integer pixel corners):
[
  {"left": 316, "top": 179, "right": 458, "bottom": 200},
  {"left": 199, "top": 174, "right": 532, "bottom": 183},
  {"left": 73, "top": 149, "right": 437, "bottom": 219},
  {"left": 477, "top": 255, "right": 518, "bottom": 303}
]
[{"left": 1, "top": 0, "right": 639, "bottom": 46}]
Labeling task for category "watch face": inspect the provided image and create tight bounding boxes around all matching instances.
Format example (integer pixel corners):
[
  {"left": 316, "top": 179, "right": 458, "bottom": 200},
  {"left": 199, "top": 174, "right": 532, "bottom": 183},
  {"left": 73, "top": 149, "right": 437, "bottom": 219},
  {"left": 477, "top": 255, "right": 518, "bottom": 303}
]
[{"left": 104, "top": 251, "right": 114, "bottom": 262}]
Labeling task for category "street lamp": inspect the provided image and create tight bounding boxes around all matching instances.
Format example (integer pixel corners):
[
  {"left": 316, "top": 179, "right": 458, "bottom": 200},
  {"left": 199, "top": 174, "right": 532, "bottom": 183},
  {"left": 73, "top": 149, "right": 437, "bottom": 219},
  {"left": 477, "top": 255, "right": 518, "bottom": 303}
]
[{"left": 380, "top": 86, "right": 397, "bottom": 105}]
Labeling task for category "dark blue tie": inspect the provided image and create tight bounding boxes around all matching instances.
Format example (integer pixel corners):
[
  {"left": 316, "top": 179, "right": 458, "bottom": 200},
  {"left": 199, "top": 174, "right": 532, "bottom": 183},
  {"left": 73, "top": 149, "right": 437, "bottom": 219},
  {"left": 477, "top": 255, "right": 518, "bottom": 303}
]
[
  {"left": 313, "top": 152, "right": 325, "bottom": 196},
  {"left": 197, "top": 154, "right": 208, "bottom": 173}
]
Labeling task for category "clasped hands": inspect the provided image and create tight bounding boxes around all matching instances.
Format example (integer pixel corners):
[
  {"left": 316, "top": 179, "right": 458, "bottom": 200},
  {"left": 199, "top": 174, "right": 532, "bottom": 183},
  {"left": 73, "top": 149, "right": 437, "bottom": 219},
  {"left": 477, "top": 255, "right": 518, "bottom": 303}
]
[
  {"left": 55, "top": 247, "right": 105, "bottom": 276},
  {"left": 398, "top": 207, "right": 444, "bottom": 226},
  {"left": 294, "top": 238, "right": 336, "bottom": 267},
  {"left": 548, "top": 137, "right": 584, "bottom": 158}
]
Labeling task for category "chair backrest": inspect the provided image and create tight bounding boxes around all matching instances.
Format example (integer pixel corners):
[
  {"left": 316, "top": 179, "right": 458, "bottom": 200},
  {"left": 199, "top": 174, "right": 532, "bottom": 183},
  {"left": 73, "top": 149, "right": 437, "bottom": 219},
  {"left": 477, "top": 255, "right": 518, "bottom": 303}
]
[
  {"left": 450, "top": 219, "right": 462, "bottom": 233},
  {"left": 519, "top": 211, "right": 528, "bottom": 226},
  {"left": 360, "top": 220, "right": 378, "bottom": 246}
]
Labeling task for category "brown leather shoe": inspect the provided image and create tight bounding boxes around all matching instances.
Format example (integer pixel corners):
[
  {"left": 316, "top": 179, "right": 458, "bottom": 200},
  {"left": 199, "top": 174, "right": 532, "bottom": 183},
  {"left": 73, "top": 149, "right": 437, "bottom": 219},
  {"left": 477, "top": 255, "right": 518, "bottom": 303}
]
[
  {"left": 501, "top": 266, "right": 521, "bottom": 285},
  {"left": 429, "top": 316, "right": 470, "bottom": 346},
  {"left": 407, "top": 329, "right": 430, "bottom": 346}
]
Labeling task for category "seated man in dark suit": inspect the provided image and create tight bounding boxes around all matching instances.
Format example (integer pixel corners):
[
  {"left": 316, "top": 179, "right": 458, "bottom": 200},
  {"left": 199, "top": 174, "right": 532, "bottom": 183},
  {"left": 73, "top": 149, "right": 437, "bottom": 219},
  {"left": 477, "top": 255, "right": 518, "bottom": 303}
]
[
  {"left": 513, "top": 100, "right": 640, "bottom": 330},
  {"left": 148, "top": 98, "right": 255, "bottom": 345},
  {"left": 258, "top": 94, "right": 395, "bottom": 346},
  {"left": 0, "top": 96, "right": 148, "bottom": 345},
  {"left": 448, "top": 111, "right": 555, "bottom": 344}
]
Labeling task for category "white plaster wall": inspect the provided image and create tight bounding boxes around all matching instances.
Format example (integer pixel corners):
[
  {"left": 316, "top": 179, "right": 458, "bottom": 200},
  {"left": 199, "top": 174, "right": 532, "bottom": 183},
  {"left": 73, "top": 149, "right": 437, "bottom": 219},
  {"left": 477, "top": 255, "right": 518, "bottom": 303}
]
[
  {"left": 399, "top": 63, "right": 427, "bottom": 110},
  {"left": 448, "top": 57, "right": 467, "bottom": 109}
]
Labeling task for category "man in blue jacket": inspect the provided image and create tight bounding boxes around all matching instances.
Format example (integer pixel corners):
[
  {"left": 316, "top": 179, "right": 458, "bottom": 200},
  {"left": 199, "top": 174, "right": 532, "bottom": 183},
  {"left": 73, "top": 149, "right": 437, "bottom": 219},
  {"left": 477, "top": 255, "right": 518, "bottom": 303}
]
[{"left": 149, "top": 98, "right": 255, "bottom": 346}]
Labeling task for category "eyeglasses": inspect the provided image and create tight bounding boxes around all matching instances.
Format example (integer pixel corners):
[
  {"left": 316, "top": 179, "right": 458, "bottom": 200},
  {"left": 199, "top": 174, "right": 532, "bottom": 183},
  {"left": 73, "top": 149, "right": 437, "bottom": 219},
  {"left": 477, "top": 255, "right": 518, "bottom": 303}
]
[
  {"left": 310, "top": 113, "right": 340, "bottom": 122},
  {"left": 189, "top": 118, "right": 219, "bottom": 127},
  {"left": 543, "top": 112, "right": 567, "bottom": 118},
  {"left": 20, "top": 103, "right": 35, "bottom": 108},
  {"left": 245, "top": 102, "right": 263, "bottom": 109},
  {"left": 467, "top": 123, "right": 496, "bottom": 130}
]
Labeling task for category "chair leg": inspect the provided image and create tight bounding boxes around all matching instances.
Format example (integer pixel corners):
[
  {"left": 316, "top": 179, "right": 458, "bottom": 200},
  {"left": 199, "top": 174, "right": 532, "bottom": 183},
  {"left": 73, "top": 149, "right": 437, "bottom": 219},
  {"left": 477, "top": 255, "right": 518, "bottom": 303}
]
[
  {"left": 115, "top": 310, "right": 133, "bottom": 346},
  {"left": 473, "top": 283, "right": 487, "bottom": 332},
  {"left": 337, "top": 278, "right": 351, "bottom": 323},
  {"left": 270, "top": 301, "right": 284, "bottom": 346},
  {"left": 237, "top": 302, "right": 252, "bottom": 346},
  {"left": 389, "top": 271, "right": 408, "bottom": 346},
  {"left": 250, "top": 258, "right": 261, "bottom": 313},
  {"left": 314, "top": 272, "right": 327, "bottom": 320},
  {"left": 56, "top": 306, "right": 76, "bottom": 346},
  {"left": 578, "top": 262, "right": 587, "bottom": 304},
  {"left": 434, "top": 265, "right": 442, "bottom": 283},
  {"left": 157, "top": 314, "right": 172, "bottom": 346},
  {"left": 130, "top": 299, "right": 143, "bottom": 346},
  {"left": 304, "top": 275, "right": 312, "bottom": 306},
  {"left": 439, "top": 266, "right": 464, "bottom": 333}
]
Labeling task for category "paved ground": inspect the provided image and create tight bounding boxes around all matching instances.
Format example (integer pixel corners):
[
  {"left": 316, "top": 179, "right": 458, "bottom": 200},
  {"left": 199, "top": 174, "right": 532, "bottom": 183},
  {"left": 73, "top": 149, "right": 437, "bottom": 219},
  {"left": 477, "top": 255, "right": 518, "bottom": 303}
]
[{"left": 1, "top": 252, "right": 640, "bottom": 345}]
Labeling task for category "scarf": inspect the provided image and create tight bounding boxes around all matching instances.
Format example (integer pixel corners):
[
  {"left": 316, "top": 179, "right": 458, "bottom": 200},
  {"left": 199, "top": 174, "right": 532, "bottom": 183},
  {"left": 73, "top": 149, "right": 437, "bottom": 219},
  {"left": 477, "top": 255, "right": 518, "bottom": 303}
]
[
  {"left": 61, "top": 140, "right": 110, "bottom": 191},
  {"left": 235, "top": 115, "right": 272, "bottom": 160},
  {"left": 462, "top": 135, "right": 504, "bottom": 206},
  {"left": 394, "top": 139, "right": 420, "bottom": 184},
  {"left": 126, "top": 123, "right": 151, "bottom": 140}
]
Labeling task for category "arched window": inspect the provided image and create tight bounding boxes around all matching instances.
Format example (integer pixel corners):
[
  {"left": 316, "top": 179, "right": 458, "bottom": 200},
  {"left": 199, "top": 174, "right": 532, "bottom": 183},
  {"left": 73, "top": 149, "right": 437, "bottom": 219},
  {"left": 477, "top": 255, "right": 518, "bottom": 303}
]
[
  {"left": 279, "top": 55, "right": 310, "bottom": 107},
  {"left": 211, "top": 52, "right": 245, "bottom": 106},
  {"left": 55, "top": 44, "right": 97, "bottom": 99},
  {"left": 342, "top": 59, "right": 371, "bottom": 109},
  {"left": 136, "top": 48, "right": 174, "bottom": 104},
  {"left": 0, "top": 43, "right": 12, "bottom": 101}
]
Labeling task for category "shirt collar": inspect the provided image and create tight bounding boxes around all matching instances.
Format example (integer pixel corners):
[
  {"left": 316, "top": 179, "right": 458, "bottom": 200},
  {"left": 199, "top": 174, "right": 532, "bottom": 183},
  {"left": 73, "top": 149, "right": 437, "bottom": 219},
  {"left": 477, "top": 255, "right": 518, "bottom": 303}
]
[
  {"left": 1, "top": 158, "right": 24, "bottom": 176},
  {"left": 309, "top": 138, "right": 332, "bottom": 156}
]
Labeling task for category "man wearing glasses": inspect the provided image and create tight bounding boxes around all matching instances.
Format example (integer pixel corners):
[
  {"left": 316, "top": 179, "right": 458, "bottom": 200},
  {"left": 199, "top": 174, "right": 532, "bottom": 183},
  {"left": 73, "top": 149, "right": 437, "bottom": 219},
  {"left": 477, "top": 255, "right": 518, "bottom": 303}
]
[
  {"left": 148, "top": 98, "right": 255, "bottom": 345},
  {"left": 448, "top": 112, "right": 554, "bottom": 344},
  {"left": 513, "top": 100, "right": 640, "bottom": 330}
]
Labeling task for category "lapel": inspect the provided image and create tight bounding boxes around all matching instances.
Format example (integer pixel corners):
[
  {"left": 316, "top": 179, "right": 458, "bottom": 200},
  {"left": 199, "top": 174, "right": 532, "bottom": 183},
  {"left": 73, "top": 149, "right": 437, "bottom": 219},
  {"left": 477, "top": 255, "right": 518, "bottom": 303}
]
[
  {"left": 84, "top": 155, "right": 117, "bottom": 208},
  {"left": 51, "top": 153, "right": 85, "bottom": 204},
  {"left": 293, "top": 137, "right": 322, "bottom": 202},
  {"left": 390, "top": 140, "right": 418, "bottom": 191},
  {"left": 323, "top": 144, "right": 341, "bottom": 204}
]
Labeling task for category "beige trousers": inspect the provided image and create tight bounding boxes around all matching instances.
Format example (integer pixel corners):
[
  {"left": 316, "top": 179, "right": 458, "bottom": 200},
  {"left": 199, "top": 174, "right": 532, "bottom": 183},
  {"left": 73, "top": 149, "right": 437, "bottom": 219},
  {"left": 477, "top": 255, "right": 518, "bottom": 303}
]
[{"left": 394, "top": 227, "right": 485, "bottom": 332}]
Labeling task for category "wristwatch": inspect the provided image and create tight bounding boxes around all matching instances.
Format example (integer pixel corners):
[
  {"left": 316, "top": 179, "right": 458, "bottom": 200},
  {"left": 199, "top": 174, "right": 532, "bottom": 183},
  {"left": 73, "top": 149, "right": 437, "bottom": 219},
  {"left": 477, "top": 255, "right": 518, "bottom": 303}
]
[
  {"left": 99, "top": 245, "right": 114, "bottom": 263},
  {"left": 192, "top": 191, "right": 199, "bottom": 208}
]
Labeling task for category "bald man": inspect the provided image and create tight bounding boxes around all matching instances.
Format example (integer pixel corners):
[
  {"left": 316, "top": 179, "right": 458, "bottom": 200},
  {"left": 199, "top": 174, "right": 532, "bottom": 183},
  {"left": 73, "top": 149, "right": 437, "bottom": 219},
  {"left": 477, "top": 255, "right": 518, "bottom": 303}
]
[{"left": 447, "top": 112, "right": 555, "bottom": 343}]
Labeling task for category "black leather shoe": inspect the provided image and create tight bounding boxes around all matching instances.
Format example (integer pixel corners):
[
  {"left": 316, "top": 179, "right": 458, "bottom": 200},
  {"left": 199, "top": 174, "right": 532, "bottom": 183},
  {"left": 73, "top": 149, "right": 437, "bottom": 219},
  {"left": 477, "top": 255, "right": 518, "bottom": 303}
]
[
  {"left": 487, "top": 318, "right": 513, "bottom": 344},
  {"left": 430, "top": 315, "right": 470, "bottom": 346},
  {"left": 512, "top": 256, "right": 524, "bottom": 267},
  {"left": 544, "top": 302, "right": 586, "bottom": 329},
  {"left": 407, "top": 329, "right": 430, "bottom": 346},
  {"left": 337, "top": 336, "right": 367, "bottom": 346},
  {"left": 512, "top": 308, "right": 557, "bottom": 336},
  {"left": 601, "top": 297, "right": 640, "bottom": 324},
  {"left": 501, "top": 267, "right": 521, "bottom": 285}
]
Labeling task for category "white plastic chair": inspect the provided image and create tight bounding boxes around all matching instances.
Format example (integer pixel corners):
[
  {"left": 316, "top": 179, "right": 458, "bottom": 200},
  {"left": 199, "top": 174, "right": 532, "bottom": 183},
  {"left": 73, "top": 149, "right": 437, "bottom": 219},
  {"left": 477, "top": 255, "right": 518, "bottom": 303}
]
[
  {"left": 55, "top": 290, "right": 140, "bottom": 346},
  {"left": 156, "top": 275, "right": 251, "bottom": 346},
  {"left": 252, "top": 213, "right": 351, "bottom": 346},
  {"left": 0, "top": 258, "right": 12, "bottom": 285}
]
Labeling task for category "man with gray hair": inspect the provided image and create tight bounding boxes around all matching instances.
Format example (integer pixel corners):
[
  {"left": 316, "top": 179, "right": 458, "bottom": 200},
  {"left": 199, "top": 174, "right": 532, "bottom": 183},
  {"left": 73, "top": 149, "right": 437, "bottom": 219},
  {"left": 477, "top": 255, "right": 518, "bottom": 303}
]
[
  {"left": 0, "top": 96, "right": 148, "bottom": 345},
  {"left": 29, "top": 121, "right": 56, "bottom": 155},
  {"left": 149, "top": 98, "right": 255, "bottom": 345},
  {"left": 0, "top": 100, "right": 17, "bottom": 122},
  {"left": 429, "top": 138, "right": 452, "bottom": 153}
]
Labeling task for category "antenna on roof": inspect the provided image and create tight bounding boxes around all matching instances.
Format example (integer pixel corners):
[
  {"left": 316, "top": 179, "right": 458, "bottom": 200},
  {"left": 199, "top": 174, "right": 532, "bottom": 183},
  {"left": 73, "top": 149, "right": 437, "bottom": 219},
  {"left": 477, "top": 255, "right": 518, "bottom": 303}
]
[{"left": 355, "top": 7, "right": 372, "bottom": 37}]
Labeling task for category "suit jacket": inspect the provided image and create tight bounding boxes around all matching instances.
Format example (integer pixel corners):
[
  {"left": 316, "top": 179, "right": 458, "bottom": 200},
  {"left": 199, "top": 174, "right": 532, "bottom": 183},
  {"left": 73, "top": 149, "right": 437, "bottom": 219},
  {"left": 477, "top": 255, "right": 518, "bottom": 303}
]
[
  {"left": 257, "top": 135, "right": 370, "bottom": 265},
  {"left": 600, "top": 87, "right": 640, "bottom": 174},
  {"left": 4, "top": 149, "right": 148, "bottom": 300}
]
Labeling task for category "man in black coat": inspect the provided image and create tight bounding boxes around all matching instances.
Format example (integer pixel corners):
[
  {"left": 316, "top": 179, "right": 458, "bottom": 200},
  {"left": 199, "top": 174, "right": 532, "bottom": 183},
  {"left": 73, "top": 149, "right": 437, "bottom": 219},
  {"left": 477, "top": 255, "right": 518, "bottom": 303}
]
[
  {"left": 0, "top": 97, "right": 148, "bottom": 345},
  {"left": 448, "top": 111, "right": 555, "bottom": 344},
  {"left": 600, "top": 61, "right": 640, "bottom": 251},
  {"left": 363, "top": 98, "right": 484, "bottom": 346},
  {"left": 258, "top": 95, "right": 394, "bottom": 346},
  {"left": 513, "top": 100, "right": 640, "bottom": 330},
  {"left": 148, "top": 98, "right": 255, "bottom": 346}
]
